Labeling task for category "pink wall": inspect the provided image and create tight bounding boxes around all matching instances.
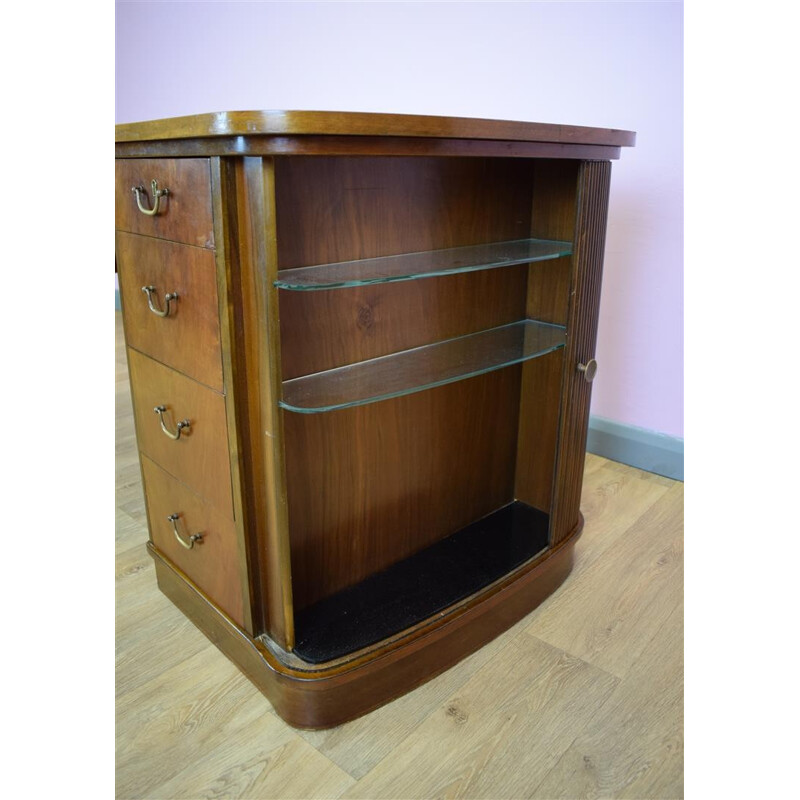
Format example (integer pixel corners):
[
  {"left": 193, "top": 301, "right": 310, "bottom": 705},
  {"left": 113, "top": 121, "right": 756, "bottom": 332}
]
[{"left": 116, "top": 1, "right": 683, "bottom": 439}]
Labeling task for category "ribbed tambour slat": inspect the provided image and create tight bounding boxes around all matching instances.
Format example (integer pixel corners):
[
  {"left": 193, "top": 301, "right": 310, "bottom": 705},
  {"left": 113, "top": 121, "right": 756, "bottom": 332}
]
[{"left": 550, "top": 161, "right": 612, "bottom": 544}]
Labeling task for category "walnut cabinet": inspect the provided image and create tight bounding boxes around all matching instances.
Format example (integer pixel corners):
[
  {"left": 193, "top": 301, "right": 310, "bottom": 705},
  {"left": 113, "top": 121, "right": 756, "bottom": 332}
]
[{"left": 115, "top": 111, "right": 635, "bottom": 728}]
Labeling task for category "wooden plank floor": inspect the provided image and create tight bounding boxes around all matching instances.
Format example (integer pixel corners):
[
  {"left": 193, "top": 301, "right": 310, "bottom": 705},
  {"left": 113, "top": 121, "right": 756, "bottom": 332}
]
[{"left": 116, "top": 311, "right": 684, "bottom": 799}]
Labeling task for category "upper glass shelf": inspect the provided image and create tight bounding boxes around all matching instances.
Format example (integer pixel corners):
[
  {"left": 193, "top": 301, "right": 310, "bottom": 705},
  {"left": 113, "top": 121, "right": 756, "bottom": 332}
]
[
  {"left": 280, "top": 319, "right": 566, "bottom": 414},
  {"left": 275, "top": 238, "right": 572, "bottom": 291}
]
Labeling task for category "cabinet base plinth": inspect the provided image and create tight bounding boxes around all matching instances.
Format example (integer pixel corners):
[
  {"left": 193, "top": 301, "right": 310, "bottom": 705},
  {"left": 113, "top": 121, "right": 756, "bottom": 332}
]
[{"left": 147, "top": 515, "right": 582, "bottom": 729}]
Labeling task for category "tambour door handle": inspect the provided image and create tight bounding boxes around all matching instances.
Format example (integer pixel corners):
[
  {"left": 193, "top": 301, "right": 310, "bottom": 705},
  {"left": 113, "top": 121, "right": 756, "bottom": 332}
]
[{"left": 577, "top": 359, "right": 598, "bottom": 383}]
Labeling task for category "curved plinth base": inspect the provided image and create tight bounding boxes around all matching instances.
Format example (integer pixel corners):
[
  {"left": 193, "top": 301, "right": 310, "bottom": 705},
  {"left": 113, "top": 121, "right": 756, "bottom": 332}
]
[{"left": 147, "top": 515, "right": 583, "bottom": 729}]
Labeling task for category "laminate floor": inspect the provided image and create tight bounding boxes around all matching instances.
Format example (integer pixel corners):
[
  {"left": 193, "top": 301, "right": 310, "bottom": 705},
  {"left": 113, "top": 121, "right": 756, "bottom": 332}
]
[{"left": 115, "top": 311, "right": 684, "bottom": 799}]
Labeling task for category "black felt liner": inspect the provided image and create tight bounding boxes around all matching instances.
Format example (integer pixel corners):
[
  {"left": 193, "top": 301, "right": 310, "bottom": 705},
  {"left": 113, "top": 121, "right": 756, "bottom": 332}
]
[{"left": 292, "top": 501, "right": 550, "bottom": 664}]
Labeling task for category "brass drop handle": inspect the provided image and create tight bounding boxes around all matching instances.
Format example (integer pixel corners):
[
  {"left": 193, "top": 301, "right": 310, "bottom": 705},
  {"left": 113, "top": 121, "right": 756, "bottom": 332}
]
[
  {"left": 577, "top": 359, "right": 598, "bottom": 383},
  {"left": 168, "top": 513, "right": 202, "bottom": 549},
  {"left": 154, "top": 405, "right": 191, "bottom": 440},
  {"left": 142, "top": 285, "right": 178, "bottom": 317},
  {"left": 132, "top": 179, "right": 169, "bottom": 216}
]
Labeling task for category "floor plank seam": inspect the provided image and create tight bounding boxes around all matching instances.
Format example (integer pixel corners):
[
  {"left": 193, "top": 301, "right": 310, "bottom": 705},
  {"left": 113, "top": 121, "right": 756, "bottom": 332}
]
[{"left": 520, "top": 629, "right": 624, "bottom": 685}]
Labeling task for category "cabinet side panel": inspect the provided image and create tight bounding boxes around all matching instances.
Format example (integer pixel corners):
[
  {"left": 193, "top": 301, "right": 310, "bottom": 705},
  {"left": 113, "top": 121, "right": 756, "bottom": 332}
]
[
  {"left": 526, "top": 159, "right": 581, "bottom": 325},
  {"left": 515, "top": 160, "right": 579, "bottom": 511},
  {"left": 233, "top": 156, "right": 295, "bottom": 649},
  {"left": 210, "top": 157, "right": 261, "bottom": 635},
  {"left": 514, "top": 350, "right": 564, "bottom": 510},
  {"left": 550, "top": 161, "right": 612, "bottom": 544}
]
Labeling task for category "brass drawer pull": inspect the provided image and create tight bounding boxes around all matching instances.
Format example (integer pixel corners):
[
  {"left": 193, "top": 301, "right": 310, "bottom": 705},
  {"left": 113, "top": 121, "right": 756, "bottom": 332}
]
[
  {"left": 154, "top": 405, "right": 191, "bottom": 440},
  {"left": 577, "top": 359, "right": 598, "bottom": 383},
  {"left": 167, "top": 513, "right": 203, "bottom": 549},
  {"left": 131, "top": 179, "right": 170, "bottom": 216},
  {"left": 142, "top": 285, "right": 178, "bottom": 317}
]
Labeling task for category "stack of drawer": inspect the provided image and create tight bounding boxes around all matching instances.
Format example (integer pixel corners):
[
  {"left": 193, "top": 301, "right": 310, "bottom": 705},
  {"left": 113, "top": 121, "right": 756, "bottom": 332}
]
[{"left": 115, "top": 158, "right": 244, "bottom": 627}]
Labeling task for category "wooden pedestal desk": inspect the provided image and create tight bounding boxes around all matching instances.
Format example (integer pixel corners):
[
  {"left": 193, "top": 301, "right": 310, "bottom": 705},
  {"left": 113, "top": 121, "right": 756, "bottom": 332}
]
[{"left": 115, "top": 111, "right": 635, "bottom": 729}]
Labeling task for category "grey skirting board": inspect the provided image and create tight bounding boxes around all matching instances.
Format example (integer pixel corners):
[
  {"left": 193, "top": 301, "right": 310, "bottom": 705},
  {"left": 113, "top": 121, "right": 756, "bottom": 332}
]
[{"left": 587, "top": 415, "right": 683, "bottom": 481}]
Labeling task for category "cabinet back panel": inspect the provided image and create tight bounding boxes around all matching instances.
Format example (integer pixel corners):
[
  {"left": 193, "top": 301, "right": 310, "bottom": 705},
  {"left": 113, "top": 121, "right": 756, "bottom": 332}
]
[
  {"left": 284, "top": 368, "right": 522, "bottom": 611},
  {"left": 276, "top": 157, "right": 541, "bottom": 610},
  {"left": 275, "top": 156, "right": 534, "bottom": 267},
  {"left": 275, "top": 156, "right": 533, "bottom": 379},
  {"left": 279, "top": 268, "right": 527, "bottom": 380}
]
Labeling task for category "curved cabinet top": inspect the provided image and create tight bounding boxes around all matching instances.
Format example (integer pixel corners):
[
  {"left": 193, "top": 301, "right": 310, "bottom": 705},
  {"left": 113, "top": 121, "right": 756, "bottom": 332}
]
[{"left": 115, "top": 110, "right": 635, "bottom": 160}]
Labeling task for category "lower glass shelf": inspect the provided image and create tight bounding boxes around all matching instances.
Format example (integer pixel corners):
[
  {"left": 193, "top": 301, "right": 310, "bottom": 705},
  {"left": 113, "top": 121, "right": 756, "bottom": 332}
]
[
  {"left": 292, "top": 501, "right": 550, "bottom": 664},
  {"left": 280, "top": 319, "right": 566, "bottom": 414}
]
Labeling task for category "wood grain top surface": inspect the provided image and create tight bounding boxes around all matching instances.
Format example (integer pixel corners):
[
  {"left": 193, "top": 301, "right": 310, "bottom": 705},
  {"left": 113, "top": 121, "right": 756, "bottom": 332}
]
[{"left": 116, "top": 110, "right": 636, "bottom": 147}]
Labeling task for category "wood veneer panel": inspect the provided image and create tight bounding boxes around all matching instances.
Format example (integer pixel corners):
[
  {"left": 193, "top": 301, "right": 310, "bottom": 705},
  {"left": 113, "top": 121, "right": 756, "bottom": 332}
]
[
  {"left": 514, "top": 350, "right": 564, "bottom": 511},
  {"left": 208, "top": 156, "right": 258, "bottom": 635},
  {"left": 524, "top": 256, "right": 572, "bottom": 325},
  {"left": 230, "top": 156, "right": 295, "bottom": 649},
  {"left": 514, "top": 160, "right": 580, "bottom": 512},
  {"left": 284, "top": 368, "right": 522, "bottom": 611},
  {"left": 277, "top": 156, "right": 534, "bottom": 611},
  {"left": 115, "top": 158, "right": 214, "bottom": 248},
  {"left": 279, "top": 269, "right": 528, "bottom": 379},
  {"left": 276, "top": 156, "right": 532, "bottom": 377},
  {"left": 128, "top": 349, "right": 234, "bottom": 519},
  {"left": 116, "top": 232, "right": 223, "bottom": 391},
  {"left": 275, "top": 156, "right": 533, "bottom": 268},
  {"left": 527, "top": 159, "right": 580, "bottom": 324},
  {"left": 142, "top": 455, "right": 244, "bottom": 627},
  {"left": 216, "top": 157, "right": 269, "bottom": 637},
  {"left": 550, "top": 161, "right": 612, "bottom": 544}
]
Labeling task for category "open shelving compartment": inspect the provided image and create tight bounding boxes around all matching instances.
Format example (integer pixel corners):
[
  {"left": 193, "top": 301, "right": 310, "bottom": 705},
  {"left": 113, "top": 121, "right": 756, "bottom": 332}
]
[{"left": 274, "top": 154, "right": 579, "bottom": 664}]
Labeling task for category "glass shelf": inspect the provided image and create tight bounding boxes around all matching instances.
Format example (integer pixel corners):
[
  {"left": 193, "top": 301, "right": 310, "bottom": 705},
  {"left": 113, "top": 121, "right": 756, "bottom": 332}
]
[
  {"left": 280, "top": 319, "right": 566, "bottom": 414},
  {"left": 275, "top": 238, "right": 572, "bottom": 291}
]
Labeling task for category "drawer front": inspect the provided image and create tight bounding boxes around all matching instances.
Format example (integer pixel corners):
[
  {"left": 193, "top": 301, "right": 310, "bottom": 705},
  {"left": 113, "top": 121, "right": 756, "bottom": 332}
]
[
  {"left": 142, "top": 455, "right": 244, "bottom": 627},
  {"left": 117, "top": 232, "right": 223, "bottom": 391},
  {"left": 115, "top": 158, "right": 214, "bottom": 248},
  {"left": 128, "top": 349, "right": 233, "bottom": 518}
]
